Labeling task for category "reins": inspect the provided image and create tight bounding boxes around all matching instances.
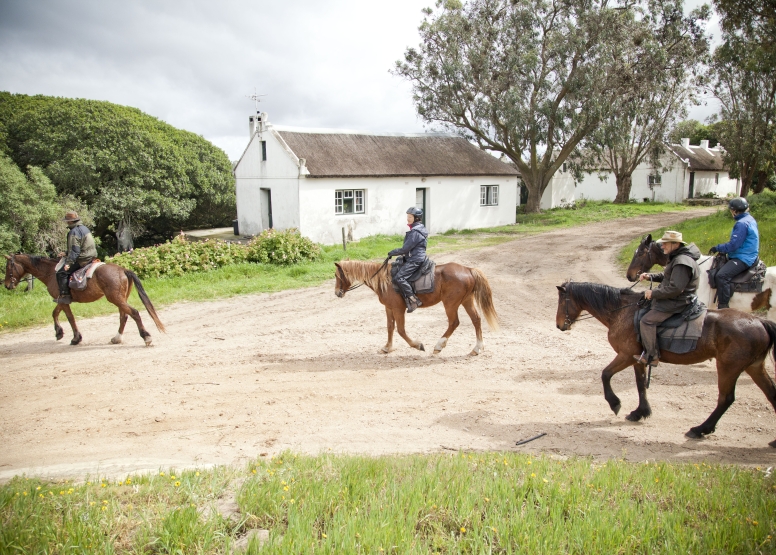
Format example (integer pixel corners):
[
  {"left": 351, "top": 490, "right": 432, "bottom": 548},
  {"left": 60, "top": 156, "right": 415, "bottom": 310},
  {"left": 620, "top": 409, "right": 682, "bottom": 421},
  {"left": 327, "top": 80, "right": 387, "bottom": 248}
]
[{"left": 564, "top": 281, "right": 648, "bottom": 326}]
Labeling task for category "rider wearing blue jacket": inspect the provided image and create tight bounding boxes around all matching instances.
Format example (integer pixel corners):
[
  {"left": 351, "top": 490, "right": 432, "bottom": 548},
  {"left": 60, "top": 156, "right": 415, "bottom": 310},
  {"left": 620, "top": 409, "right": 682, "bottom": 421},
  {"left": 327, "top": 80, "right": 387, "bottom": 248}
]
[
  {"left": 709, "top": 197, "right": 760, "bottom": 309},
  {"left": 388, "top": 207, "right": 428, "bottom": 313}
]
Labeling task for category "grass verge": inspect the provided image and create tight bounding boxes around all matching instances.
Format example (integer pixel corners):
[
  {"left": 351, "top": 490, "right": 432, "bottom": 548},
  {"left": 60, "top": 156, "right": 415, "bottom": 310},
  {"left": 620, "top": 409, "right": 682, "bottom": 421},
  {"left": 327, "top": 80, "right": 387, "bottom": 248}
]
[
  {"left": 1, "top": 202, "right": 705, "bottom": 334},
  {"left": 2, "top": 452, "right": 774, "bottom": 554}
]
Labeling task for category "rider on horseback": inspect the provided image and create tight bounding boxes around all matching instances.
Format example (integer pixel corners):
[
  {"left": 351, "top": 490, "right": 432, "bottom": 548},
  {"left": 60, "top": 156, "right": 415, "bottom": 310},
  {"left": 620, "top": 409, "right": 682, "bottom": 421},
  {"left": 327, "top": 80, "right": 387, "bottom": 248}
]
[
  {"left": 635, "top": 230, "right": 701, "bottom": 366},
  {"left": 56, "top": 211, "right": 97, "bottom": 304},
  {"left": 388, "top": 207, "right": 428, "bottom": 313},
  {"left": 708, "top": 197, "right": 759, "bottom": 309}
]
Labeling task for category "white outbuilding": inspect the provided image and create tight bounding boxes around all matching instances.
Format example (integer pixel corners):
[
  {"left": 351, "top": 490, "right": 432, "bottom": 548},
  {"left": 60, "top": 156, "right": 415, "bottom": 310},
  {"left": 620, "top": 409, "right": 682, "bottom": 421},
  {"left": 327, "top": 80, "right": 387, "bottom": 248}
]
[
  {"left": 542, "top": 139, "right": 740, "bottom": 208},
  {"left": 234, "top": 114, "right": 520, "bottom": 244}
]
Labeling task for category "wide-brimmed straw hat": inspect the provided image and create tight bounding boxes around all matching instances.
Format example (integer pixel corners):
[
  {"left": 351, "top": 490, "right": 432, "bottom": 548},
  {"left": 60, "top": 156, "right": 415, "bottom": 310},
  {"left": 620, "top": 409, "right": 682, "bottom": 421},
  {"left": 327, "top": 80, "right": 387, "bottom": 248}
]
[
  {"left": 656, "top": 230, "right": 686, "bottom": 245},
  {"left": 63, "top": 211, "right": 80, "bottom": 222}
]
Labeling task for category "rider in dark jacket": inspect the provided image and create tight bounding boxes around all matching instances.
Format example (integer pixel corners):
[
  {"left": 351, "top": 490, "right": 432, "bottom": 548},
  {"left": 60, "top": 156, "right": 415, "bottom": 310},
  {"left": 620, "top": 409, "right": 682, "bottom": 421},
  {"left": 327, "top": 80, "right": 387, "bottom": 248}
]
[
  {"left": 708, "top": 197, "right": 759, "bottom": 309},
  {"left": 56, "top": 211, "right": 97, "bottom": 304},
  {"left": 388, "top": 207, "right": 428, "bottom": 313},
  {"left": 636, "top": 230, "right": 701, "bottom": 366}
]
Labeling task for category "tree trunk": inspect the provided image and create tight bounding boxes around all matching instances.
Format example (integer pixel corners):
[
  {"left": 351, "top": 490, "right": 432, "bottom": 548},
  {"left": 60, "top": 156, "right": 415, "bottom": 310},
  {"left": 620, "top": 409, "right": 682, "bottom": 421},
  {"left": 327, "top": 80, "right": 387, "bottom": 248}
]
[
  {"left": 613, "top": 173, "right": 633, "bottom": 204},
  {"left": 752, "top": 169, "right": 768, "bottom": 194},
  {"left": 739, "top": 169, "right": 753, "bottom": 198}
]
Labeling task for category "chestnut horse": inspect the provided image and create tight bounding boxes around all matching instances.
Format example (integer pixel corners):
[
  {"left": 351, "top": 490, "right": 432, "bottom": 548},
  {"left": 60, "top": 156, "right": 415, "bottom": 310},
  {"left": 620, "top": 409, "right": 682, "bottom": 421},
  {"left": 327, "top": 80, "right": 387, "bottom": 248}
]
[
  {"left": 334, "top": 260, "right": 498, "bottom": 355},
  {"left": 625, "top": 233, "right": 776, "bottom": 320},
  {"left": 4, "top": 254, "right": 165, "bottom": 346},
  {"left": 555, "top": 280, "right": 776, "bottom": 446}
]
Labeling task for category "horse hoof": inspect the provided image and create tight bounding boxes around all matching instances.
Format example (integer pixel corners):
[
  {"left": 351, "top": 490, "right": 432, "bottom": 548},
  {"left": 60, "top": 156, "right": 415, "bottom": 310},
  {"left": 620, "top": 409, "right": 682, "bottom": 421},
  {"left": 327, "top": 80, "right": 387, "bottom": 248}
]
[
  {"left": 70, "top": 334, "right": 82, "bottom": 346},
  {"left": 625, "top": 411, "right": 642, "bottom": 422},
  {"left": 611, "top": 403, "right": 621, "bottom": 416},
  {"left": 380, "top": 346, "right": 394, "bottom": 354},
  {"left": 144, "top": 338, "right": 153, "bottom": 347},
  {"left": 685, "top": 428, "right": 703, "bottom": 439},
  {"left": 55, "top": 331, "right": 64, "bottom": 341},
  {"left": 110, "top": 334, "right": 123, "bottom": 345},
  {"left": 418, "top": 343, "right": 425, "bottom": 352},
  {"left": 433, "top": 349, "right": 442, "bottom": 355},
  {"left": 769, "top": 439, "right": 776, "bottom": 449},
  {"left": 469, "top": 349, "right": 480, "bottom": 356}
]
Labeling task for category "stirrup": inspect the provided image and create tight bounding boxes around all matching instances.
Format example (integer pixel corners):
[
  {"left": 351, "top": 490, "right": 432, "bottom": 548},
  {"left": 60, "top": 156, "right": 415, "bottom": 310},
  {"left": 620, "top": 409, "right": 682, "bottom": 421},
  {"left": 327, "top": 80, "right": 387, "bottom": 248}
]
[
  {"left": 405, "top": 295, "right": 422, "bottom": 313},
  {"left": 633, "top": 352, "right": 658, "bottom": 367},
  {"left": 56, "top": 294, "right": 72, "bottom": 305}
]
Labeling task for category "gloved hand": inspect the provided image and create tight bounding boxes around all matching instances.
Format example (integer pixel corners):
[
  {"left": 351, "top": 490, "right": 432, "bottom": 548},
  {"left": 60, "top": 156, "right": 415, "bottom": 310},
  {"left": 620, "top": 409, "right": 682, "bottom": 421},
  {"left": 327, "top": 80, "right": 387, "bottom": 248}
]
[{"left": 708, "top": 246, "right": 718, "bottom": 255}]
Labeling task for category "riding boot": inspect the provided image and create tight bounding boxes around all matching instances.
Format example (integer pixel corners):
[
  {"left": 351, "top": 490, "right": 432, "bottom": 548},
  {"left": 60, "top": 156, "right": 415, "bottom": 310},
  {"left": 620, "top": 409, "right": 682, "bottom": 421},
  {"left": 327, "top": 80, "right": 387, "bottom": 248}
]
[
  {"left": 56, "top": 268, "right": 72, "bottom": 304},
  {"left": 405, "top": 294, "right": 422, "bottom": 313}
]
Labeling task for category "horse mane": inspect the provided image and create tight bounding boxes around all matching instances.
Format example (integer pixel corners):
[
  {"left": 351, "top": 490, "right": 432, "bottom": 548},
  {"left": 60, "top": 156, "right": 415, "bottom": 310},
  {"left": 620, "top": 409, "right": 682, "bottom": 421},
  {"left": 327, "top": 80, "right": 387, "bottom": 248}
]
[
  {"left": 338, "top": 260, "right": 392, "bottom": 294},
  {"left": 566, "top": 281, "right": 641, "bottom": 313},
  {"left": 27, "top": 255, "right": 58, "bottom": 270}
]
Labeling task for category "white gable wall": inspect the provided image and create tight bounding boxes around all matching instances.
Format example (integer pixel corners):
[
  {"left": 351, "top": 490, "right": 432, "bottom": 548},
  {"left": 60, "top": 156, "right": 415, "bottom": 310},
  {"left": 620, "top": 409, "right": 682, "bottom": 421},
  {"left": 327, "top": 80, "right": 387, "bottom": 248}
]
[
  {"left": 300, "top": 176, "right": 518, "bottom": 245},
  {"left": 235, "top": 129, "right": 301, "bottom": 236}
]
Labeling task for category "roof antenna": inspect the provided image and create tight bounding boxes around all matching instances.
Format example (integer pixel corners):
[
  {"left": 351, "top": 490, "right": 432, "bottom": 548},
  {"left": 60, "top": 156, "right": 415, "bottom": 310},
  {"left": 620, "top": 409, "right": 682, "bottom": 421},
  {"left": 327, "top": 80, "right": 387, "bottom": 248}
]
[{"left": 246, "top": 88, "right": 267, "bottom": 113}]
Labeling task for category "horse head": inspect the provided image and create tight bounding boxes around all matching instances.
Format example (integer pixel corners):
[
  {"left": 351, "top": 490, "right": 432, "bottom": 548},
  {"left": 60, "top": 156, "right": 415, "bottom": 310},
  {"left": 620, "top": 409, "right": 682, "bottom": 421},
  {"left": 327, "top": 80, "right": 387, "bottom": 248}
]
[
  {"left": 334, "top": 263, "right": 350, "bottom": 298},
  {"left": 625, "top": 234, "right": 666, "bottom": 282},
  {"left": 4, "top": 254, "right": 23, "bottom": 290},
  {"left": 556, "top": 282, "right": 582, "bottom": 331}
]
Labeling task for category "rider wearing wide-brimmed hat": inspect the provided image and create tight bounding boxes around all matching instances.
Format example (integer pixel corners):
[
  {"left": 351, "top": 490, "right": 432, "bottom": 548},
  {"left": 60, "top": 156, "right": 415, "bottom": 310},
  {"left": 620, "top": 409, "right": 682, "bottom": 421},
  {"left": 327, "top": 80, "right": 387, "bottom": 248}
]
[
  {"left": 388, "top": 207, "right": 428, "bottom": 313},
  {"left": 635, "top": 230, "right": 701, "bottom": 366},
  {"left": 56, "top": 211, "right": 97, "bottom": 304},
  {"left": 708, "top": 197, "right": 759, "bottom": 309}
]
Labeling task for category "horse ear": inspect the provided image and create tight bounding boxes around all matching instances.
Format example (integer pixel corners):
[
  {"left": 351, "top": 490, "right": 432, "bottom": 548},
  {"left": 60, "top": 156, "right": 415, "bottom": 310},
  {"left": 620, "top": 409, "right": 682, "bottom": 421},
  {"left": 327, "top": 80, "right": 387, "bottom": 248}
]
[
  {"left": 334, "top": 262, "right": 341, "bottom": 269},
  {"left": 3, "top": 254, "right": 10, "bottom": 260},
  {"left": 645, "top": 233, "right": 652, "bottom": 244},
  {"left": 556, "top": 285, "right": 566, "bottom": 292}
]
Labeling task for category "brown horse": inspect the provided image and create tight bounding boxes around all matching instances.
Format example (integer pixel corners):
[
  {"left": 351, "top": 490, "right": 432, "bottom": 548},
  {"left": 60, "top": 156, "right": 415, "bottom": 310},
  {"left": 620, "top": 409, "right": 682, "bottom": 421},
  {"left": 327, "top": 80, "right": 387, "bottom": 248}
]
[
  {"left": 4, "top": 254, "right": 165, "bottom": 346},
  {"left": 555, "top": 280, "right": 776, "bottom": 446},
  {"left": 334, "top": 260, "right": 498, "bottom": 355},
  {"left": 625, "top": 233, "right": 776, "bottom": 320}
]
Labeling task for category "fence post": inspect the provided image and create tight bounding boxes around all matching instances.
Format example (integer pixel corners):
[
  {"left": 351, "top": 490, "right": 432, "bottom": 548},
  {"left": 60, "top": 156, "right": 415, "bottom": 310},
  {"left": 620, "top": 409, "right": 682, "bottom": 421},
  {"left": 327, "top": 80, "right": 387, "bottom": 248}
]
[{"left": 341, "top": 227, "right": 347, "bottom": 251}]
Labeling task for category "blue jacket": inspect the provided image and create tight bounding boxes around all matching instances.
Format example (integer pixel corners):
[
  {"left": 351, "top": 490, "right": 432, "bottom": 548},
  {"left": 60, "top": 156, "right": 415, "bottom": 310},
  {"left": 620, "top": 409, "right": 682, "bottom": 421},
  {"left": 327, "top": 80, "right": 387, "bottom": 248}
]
[
  {"left": 715, "top": 212, "right": 759, "bottom": 266},
  {"left": 389, "top": 222, "right": 428, "bottom": 263}
]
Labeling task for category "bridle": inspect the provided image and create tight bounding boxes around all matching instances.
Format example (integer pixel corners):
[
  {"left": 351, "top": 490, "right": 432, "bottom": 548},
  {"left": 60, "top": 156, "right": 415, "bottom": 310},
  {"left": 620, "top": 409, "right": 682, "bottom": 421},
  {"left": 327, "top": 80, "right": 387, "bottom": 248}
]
[
  {"left": 336, "top": 257, "right": 391, "bottom": 296},
  {"left": 5, "top": 255, "right": 20, "bottom": 289}
]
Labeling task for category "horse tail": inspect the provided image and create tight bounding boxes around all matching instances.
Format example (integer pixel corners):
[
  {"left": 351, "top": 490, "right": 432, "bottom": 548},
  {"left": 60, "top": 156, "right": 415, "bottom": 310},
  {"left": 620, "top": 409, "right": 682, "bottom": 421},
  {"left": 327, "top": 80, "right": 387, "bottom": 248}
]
[
  {"left": 125, "top": 270, "right": 166, "bottom": 333},
  {"left": 761, "top": 317, "right": 776, "bottom": 364},
  {"left": 471, "top": 268, "right": 499, "bottom": 331}
]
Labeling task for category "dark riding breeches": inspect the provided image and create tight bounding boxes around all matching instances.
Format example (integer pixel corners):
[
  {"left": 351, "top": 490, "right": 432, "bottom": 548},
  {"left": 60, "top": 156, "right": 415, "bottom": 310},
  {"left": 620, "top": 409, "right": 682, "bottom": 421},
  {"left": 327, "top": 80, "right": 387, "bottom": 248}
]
[
  {"left": 639, "top": 309, "right": 675, "bottom": 360},
  {"left": 715, "top": 258, "right": 750, "bottom": 306},
  {"left": 394, "top": 260, "right": 422, "bottom": 299},
  {"left": 56, "top": 262, "right": 82, "bottom": 296}
]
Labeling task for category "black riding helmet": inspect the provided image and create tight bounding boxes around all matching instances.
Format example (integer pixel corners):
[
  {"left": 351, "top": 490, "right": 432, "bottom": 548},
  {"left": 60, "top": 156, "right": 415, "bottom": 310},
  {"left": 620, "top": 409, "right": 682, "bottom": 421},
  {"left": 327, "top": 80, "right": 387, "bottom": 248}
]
[
  {"left": 728, "top": 197, "right": 749, "bottom": 212},
  {"left": 406, "top": 206, "right": 423, "bottom": 220}
]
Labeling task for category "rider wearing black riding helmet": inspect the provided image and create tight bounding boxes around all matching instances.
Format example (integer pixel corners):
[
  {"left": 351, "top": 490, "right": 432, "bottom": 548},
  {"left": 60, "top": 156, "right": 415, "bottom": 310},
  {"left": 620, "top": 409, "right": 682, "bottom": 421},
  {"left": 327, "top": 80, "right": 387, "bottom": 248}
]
[
  {"left": 388, "top": 207, "right": 428, "bottom": 313},
  {"left": 708, "top": 197, "right": 760, "bottom": 309}
]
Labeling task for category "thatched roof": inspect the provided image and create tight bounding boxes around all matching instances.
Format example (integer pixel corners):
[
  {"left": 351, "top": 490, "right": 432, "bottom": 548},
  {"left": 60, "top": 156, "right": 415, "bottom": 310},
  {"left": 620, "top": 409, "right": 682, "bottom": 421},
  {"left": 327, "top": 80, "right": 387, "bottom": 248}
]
[
  {"left": 667, "top": 144, "right": 726, "bottom": 172},
  {"left": 275, "top": 130, "right": 519, "bottom": 178}
]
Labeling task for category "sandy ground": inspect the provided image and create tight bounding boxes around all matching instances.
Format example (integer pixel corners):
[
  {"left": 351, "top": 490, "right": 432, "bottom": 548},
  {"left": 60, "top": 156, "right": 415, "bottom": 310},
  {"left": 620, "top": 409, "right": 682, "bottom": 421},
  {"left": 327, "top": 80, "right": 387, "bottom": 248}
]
[{"left": 2, "top": 209, "right": 776, "bottom": 481}]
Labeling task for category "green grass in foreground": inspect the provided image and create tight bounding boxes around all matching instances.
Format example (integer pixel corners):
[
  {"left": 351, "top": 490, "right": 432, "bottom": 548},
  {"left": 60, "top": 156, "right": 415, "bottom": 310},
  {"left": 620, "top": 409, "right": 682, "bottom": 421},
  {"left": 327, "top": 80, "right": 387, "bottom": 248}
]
[
  {"left": 2, "top": 452, "right": 774, "bottom": 554},
  {"left": 0, "top": 202, "right": 703, "bottom": 333},
  {"left": 617, "top": 197, "right": 776, "bottom": 270}
]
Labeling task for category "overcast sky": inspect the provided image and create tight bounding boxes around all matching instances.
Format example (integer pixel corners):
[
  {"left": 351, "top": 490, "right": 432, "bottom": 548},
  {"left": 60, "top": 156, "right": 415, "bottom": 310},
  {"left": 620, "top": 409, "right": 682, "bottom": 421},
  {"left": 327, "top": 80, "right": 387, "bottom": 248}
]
[{"left": 0, "top": 0, "right": 720, "bottom": 161}]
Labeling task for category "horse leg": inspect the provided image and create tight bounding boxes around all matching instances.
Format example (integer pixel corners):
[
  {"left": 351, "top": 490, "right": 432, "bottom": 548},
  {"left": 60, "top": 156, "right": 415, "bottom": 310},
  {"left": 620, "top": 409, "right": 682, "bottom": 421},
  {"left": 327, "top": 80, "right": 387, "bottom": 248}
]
[
  {"left": 741, "top": 360, "right": 776, "bottom": 448},
  {"left": 601, "top": 353, "right": 635, "bottom": 416},
  {"left": 625, "top": 363, "right": 652, "bottom": 422},
  {"left": 111, "top": 309, "right": 129, "bottom": 344},
  {"left": 61, "top": 305, "right": 82, "bottom": 345},
  {"left": 52, "top": 305, "right": 65, "bottom": 341},
  {"left": 433, "top": 301, "right": 461, "bottom": 355},
  {"left": 462, "top": 297, "right": 483, "bottom": 356},
  {"left": 123, "top": 303, "right": 153, "bottom": 346},
  {"left": 381, "top": 307, "right": 396, "bottom": 353},
  {"left": 393, "top": 309, "right": 424, "bottom": 351},
  {"left": 686, "top": 363, "right": 742, "bottom": 438}
]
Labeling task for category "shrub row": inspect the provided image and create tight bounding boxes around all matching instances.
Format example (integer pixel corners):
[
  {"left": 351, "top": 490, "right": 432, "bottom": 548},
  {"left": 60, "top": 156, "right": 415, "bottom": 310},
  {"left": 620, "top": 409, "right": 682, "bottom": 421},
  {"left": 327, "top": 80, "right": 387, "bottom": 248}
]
[{"left": 108, "top": 228, "right": 321, "bottom": 278}]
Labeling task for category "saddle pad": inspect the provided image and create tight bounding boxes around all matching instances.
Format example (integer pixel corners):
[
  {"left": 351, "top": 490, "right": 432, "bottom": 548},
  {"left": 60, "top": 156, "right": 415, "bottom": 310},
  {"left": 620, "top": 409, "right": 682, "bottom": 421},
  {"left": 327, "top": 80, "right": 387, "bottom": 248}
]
[
  {"left": 69, "top": 261, "right": 104, "bottom": 291},
  {"left": 391, "top": 257, "right": 436, "bottom": 295},
  {"left": 635, "top": 303, "right": 707, "bottom": 354}
]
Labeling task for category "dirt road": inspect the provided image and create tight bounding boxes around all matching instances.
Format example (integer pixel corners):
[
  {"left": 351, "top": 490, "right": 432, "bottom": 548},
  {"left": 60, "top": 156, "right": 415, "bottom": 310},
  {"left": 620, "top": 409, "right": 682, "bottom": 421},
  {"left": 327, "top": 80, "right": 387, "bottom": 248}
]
[{"left": 2, "top": 209, "right": 775, "bottom": 480}]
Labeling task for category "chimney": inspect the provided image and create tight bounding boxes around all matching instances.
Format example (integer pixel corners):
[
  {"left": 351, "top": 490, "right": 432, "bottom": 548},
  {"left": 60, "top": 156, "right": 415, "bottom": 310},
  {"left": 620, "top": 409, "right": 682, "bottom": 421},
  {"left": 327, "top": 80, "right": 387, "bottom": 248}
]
[
  {"left": 248, "top": 115, "right": 257, "bottom": 137},
  {"left": 681, "top": 138, "right": 690, "bottom": 148},
  {"left": 248, "top": 112, "right": 269, "bottom": 137},
  {"left": 700, "top": 139, "right": 709, "bottom": 149}
]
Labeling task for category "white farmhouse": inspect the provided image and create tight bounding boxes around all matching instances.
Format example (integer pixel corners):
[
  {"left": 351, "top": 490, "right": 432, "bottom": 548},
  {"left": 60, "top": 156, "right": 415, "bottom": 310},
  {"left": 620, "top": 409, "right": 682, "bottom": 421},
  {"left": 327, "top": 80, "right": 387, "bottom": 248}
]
[
  {"left": 234, "top": 114, "right": 519, "bottom": 244},
  {"left": 541, "top": 139, "right": 740, "bottom": 208}
]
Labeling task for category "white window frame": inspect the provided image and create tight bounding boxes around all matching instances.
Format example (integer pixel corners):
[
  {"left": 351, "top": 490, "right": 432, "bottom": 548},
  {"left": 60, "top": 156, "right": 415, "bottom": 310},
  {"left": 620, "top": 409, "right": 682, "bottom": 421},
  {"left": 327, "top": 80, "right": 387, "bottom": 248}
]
[
  {"left": 335, "top": 189, "right": 365, "bottom": 215},
  {"left": 480, "top": 185, "right": 499, "bottom": 206},
  {"left": 648, "top": 174, "right": 662, "bottom": 187}
]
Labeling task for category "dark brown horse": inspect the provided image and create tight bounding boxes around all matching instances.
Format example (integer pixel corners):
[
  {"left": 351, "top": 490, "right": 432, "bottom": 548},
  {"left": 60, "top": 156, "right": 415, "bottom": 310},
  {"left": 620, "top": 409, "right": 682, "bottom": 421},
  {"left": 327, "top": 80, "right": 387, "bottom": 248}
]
[
  {"left": 334, "top": 260, "right": 498, "bottom": 355},
  {"left": 625, "top": 233, "right": 776, "bottom": 320},
  {"left": 555, "top": 280, "right": 776, "bottom": 446},
  {"left": 4, "top": 254, "right": 165, "bottom": 346}
]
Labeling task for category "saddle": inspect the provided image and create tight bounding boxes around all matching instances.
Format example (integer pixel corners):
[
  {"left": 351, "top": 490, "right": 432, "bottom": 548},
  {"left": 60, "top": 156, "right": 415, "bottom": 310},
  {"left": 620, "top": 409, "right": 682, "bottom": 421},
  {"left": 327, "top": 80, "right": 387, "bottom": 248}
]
[
  {"left": 391, "top": 256, "right": 436, "bottom": 295},
  {"left": 55, "top": 258, "right": 104, "bottom": 291},
  {"left": 634, "top": 297, "right": 707, "bottom": 354},
  {"left": 707, "top": 255, "right": 766, "bottom": 294}
]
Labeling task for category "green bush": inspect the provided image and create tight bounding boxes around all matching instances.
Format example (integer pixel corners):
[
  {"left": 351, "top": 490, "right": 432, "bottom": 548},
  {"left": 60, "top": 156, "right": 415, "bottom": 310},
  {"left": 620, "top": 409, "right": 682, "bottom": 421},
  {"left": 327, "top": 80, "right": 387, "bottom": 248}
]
[
  {"left": 245, "top": 228, "right": 321, "bottom": 265},
  {"left": 107, "top": 228, "right": 321, "bottom": 278}
]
